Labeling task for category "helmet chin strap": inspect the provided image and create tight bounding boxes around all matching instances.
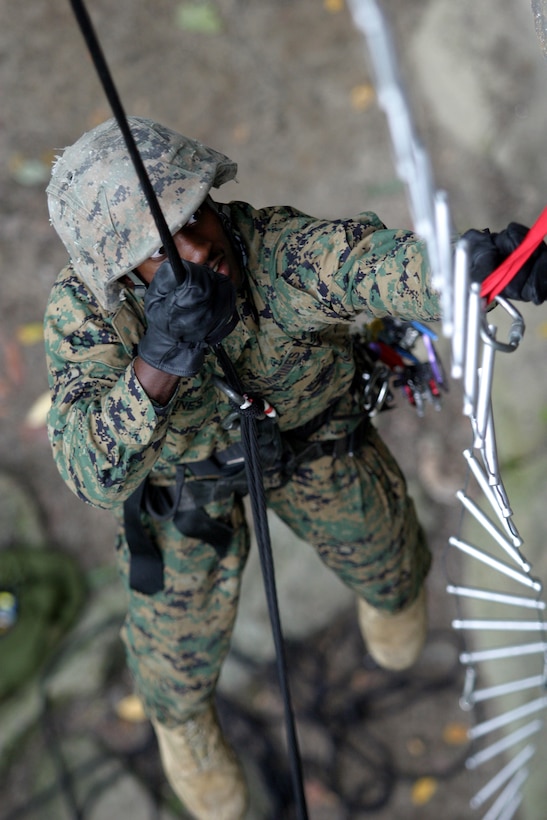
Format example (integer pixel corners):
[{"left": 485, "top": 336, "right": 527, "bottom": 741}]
[
  {"left": 206, "top": 196, "right": 249, "bottom": 282},
  {"left": 123, "top": 271, "right": 147, "bottom": 296}
]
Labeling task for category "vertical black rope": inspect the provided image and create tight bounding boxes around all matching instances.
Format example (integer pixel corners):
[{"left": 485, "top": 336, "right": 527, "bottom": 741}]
[
  {"left": 214, "top": 345, "right": 309, "bottom": 818},
  {"left": 67, "top": 3, "right": 309, "bottom": 817},
  {"left": 69, "top": 0, "right": 186, "bottom": 285},
  {"left": 240, "top": 416, "right": 308, "bottom": 819}
]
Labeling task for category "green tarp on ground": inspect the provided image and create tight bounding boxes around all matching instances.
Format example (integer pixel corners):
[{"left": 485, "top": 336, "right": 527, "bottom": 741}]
[{"left": 0, "top": 548, "right": 86, "bottom": 699}]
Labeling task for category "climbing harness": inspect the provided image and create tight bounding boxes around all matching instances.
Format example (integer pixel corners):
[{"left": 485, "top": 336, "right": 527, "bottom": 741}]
[
  {"left": 124, "top": 387, "right": 372, "bottom": 596},
  {"left": 124, "top": 318, "right": 443, "bottom": 593},
  {"left": 349, "top": 1, "right": 547, "bottom": 817}
]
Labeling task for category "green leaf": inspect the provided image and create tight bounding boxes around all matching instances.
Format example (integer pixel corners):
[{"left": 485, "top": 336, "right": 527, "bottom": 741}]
[{"left": 176, "top": 2, "right": 223, "bottom": 34}]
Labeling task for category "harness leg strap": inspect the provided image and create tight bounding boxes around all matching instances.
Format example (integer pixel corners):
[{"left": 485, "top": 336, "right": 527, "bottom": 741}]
[
  {"left": 124, "top": 480, "right": 164, "bottom": 595},
  {"left": 173, "top": 508, "right": 234, "bottom": 555},
  {"left": 124, "top": 473, "right": 235, "bottom": 595}
]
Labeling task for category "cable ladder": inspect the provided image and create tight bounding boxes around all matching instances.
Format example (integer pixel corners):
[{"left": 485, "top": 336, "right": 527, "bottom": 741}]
[{"left": 348, "top": 1, "right": 547, "bottom": 816}]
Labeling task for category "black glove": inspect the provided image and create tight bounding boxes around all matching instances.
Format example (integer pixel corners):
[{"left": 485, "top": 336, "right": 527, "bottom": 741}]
[
  {"left": 138, "top": 259, "right": 238, "bottom": 376},
  {"left": 462, "top": 222, "right": 547, "bottom": 304}
]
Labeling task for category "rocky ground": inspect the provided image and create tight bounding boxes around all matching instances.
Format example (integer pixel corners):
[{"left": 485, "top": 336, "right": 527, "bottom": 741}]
[{"left": 1, "top": 1, "right": 547, "bottom": 818}]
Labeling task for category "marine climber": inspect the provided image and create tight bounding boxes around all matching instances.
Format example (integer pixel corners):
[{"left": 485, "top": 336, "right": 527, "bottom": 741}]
[{"left": 43, "top": 117, "right": 546, "bottom": 819}]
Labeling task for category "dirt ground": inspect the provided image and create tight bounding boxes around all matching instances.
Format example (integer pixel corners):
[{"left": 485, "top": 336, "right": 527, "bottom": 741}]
[{"left": 2, "top": 1, "right": 547, "bottom": 818}]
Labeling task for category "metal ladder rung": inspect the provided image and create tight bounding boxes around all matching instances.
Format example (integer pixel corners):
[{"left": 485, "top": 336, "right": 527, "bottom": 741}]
[
  {"left": 446, "top": 584, "right": 545, "bottom": 609},
  {"left": 460, "top": 641, "right": 547, "bottom": 664},
  {"left": 463, "top": 449, "right": 514, "bottom": 527},
  {"left": 449, "top": 537, "right": 541, "bottom": 590},
  {"left": 470, "top": 744, "right": 535, "bottom": 809},
  {"left": 481, "top": 767, "right": 528, "bottom": 820},
  {"left": 452, "top": 619, "right": 546, "bottom": 632},
  {"left": 456, "top": 491, "right": 526, "bottom": 564},
  {"left": 466, "top": 719, "right": 542, "bottom": 769},
  {"left": 468, "top": 696, "right": 547, "bottom": 740},
  {"left": 467, "top": 675, "right": 546, "bottom": 704}
]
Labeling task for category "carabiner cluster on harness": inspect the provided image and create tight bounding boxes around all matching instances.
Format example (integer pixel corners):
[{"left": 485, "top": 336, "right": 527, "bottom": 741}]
[{"left": 354, "top": 317, "right": 448, "bottom": 417}]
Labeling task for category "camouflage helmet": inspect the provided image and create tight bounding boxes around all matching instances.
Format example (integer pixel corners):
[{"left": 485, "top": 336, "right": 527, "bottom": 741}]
[{"left": 47, "top": 117, "right": 238, "bottom": 311}]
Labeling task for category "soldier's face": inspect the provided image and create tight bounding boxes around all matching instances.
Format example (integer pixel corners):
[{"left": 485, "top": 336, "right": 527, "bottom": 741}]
[{"left": 135, "top": 201, "right": 242, "bottom": 286}]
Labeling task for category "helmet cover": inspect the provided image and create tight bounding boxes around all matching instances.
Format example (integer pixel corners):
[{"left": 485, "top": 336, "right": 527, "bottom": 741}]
[{"left": 47, "top": 117, "right": 237, "bottom": 311}]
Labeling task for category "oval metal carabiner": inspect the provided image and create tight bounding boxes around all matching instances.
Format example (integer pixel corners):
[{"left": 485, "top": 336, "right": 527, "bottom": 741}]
[{"left": 480, "top": 296, "right": 525, "bottom": 353}]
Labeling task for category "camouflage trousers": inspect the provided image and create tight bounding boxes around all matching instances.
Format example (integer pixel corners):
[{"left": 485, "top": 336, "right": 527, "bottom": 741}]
[{"left": 114, "top": 425, "right": 431, "bottom": 728}]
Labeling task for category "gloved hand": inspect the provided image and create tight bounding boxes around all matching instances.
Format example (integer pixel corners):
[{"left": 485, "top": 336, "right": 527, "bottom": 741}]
[
  {"left": 138, "top": 259, "right": 238, "bottom": 376},
  {"left": 462, "top": 222, "right": 547, "bottom": 304}
]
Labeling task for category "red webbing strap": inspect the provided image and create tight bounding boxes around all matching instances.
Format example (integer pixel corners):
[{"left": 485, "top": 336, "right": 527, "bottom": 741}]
[{"left": 480, "top": 204, "right": 547, "bottom": 302}]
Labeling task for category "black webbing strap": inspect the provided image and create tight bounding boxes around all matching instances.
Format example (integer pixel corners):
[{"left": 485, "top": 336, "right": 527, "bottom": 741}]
[
  {"left": 124, "top": 469, "right": 234, "bottom": 594},
  {"left": 123, "top": 479, "right": 164, "bottom": 595},
  {"left": 173, "top": 508, "right": 234, "bottom": 552}
]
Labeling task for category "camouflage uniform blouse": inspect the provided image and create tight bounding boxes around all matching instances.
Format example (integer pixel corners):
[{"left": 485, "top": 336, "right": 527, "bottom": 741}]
[{"left": 44, "top": 202, "right": 440, "bottom": 510}]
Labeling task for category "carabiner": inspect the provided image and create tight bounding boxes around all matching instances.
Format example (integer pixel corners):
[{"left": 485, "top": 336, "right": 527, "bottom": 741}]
[{"left": 480, "top": 297, "right": 524, "bottom": 353}]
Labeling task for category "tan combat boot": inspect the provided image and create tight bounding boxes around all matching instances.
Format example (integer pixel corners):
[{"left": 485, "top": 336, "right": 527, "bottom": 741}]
[
  {"left": 152, "top": 703, "right": 248, "bottom": 820},
  {"left": 358, "top": 587, "right": 427, "bottom": 671}
]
